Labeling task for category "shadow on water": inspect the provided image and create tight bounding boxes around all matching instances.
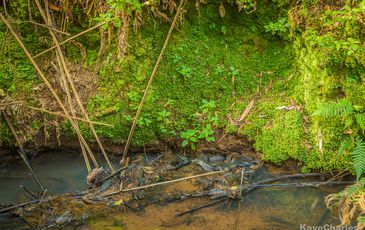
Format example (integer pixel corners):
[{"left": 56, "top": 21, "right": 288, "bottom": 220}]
[{"left": 0, "top": 151, "right": 344, "bottom": 229}]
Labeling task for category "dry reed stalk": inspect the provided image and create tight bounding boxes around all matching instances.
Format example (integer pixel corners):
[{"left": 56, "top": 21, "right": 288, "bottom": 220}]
[
  {"left": 36, "top": 0, "right": 114, "bottom": 171},
  {"left": 0, "top": 13, "right": 95, "bottom": 172},
  {"left": 38, "top": 0, "right": 97, "bottom": 169},
  {"left": 28, "top": 106, "right": 114, "bottom": 127},
  {"left": 33, "top": 22, "right": 106, "bottom": 59},
  {"left": 9, "top": 20, "right": 71, "bottom": 35},
  {"left": 2, "top": 111, "right": 45, "bottom": 193},
  {"left": 53, "top": 52, "right": 92, "bottom": 170},
  {"left": 104, "top": 169, "right": 228, "bottom": 196}
]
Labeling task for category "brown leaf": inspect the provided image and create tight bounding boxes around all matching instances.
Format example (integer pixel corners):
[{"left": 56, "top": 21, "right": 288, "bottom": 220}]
[
  {"left": 238, "top": 99, "right": 254, "bottom": 121},
  {"left": 344, "top": 129, "right": 354, "bottom": 135},
  {"left": 48, "top": 4, "right": 60, "bottom": 11}
]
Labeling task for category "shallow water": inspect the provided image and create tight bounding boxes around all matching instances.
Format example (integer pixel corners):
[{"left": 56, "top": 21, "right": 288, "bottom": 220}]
[{"left": 0, "top": 151, "right": 345, "bottom": 229}]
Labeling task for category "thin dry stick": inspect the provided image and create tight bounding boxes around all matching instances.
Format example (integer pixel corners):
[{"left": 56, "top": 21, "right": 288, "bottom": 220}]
[
  {"left": 2, "top": 0, "right": 8, "bottom": 16},
  {"left": 105, "top": 170, "right": 227, "bottom": 196},
  {"left": 53, "top": 52, "right": 92, "bottom": 170},
  {"left": 0, "top": 13, "right": 95, "bottom": 172},
  {"left": 33, "top": 22, "right": 106, "bottom": 58},
  {"left": 45, "top": 11, "right": 94, "bottom": 169},
  {"left": 36, "top": 1, "right": 95, "bottom": 168},
  {"left": 122, "top": 0, "right": 185, "bottom": 160},
  {"left": 9, "top": 20, "right": 70, "bottom": 35},
  {"left": 36, "top": 0, "right": 113, "bottom": 171},
  {"left": 28, "top": 106, "right": 114, "bottom": 127},
  {"left": 2, "top": 111, "right": 45, "bottom": 193}
]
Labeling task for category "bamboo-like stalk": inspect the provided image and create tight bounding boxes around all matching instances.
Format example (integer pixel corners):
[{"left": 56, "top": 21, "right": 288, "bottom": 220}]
[
  {"left": 122, "top": 0, "right": 185, "bottom": 161},
  {"left": 32, "top": 22, "right": 106, "bottom": 59},
  {"left": 104, "top": 169, "right": 227, "bottom": 196},
  {"left": 2, "top": 111, "right": 45, "bottom": 193},
  {"left": 35, "top": 0, "right": 113, "bottom": 172},
  {"left": 53, "top": 52, "right": 92, "bottom": 171},
  {"left": 0, "top": 13, "right": 95, "bottom": 173},
  {"left": 9, "top": 20, "right": 71, "bottom": 35},
  {"left": 28, "top": 106, "right": 114, "bottom": 127},
  {"left": 41, "top": 1, "right": 96, "bottom": 168}
]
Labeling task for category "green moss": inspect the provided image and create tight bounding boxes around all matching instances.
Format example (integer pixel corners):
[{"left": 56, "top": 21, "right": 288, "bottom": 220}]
[
  {"left": 84, "top": 2, "right": 294, "bottom": 146},
  {"left": 255, "top": 110, "right": 305, "bottom": 163},
  {"left": 2, "top": 0, "right": 363, "bottom": 174}
]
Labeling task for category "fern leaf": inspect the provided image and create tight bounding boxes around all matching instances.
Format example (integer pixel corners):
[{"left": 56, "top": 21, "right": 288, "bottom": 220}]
[
  {"left": 341, "top": 177, "right": 365, "bottom": 197},
  {"left": 355, "top": 113, "right": 365, "bottom": 132},
  {"left": 352, "top": 139, "right": 365, "bottom": 181},
  {"left": 338, "top": 139, "right": 351, "bottom": 154},
  {"left": 313, "top": 99, "right": 353, "bottom": 117}
]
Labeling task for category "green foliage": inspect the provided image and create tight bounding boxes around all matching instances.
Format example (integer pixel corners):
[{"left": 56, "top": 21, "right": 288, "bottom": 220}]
[
  {"left": 312, "top": 99, "right": 365, "bottom": 176},
  {"left": 9, "top": 0, "right": 29, "bottom": 20},
  {"left": 177, "top": 65, "right": 192, "bottom": 78},
  {"left": 264, "top": 17, "right": 289, "bottom": 37},
  {"left": 312, "top": 99, "right": 353, "bottom": 117},
  {"left": 94, "top": 0, "right": 144, "bottom": 29},
  {"left": 180, "top": 99, "right": 218, "bottom": 150},
  {"left": 254, "top": 110, "right": 305, "bottom": 163},
  {"left": 295, "top": 1, "right": 365, "bottom": 68},
  {"left": 352, "top": 139, "right": 365, "bottom": 181},
  {"left": 313, "top": 99, "right": 364, "bottom": 137}
]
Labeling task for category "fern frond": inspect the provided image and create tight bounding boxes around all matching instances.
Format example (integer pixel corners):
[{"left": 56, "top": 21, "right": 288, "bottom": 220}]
[
  {"left": 339, "top": 177, "right": 365, "bottom": 198},
  {"left": 355, "top": 113, "right": 365, "bottom": 132},
  {"left": 313, "top": 99, "right": 353, "bottom": 117},
  {"left": 345, "top": 117, "right": 354, "bottom": 129},
  {"left": 338, "top": 139, "right": 351, "bottom": 154},
  {"left": 352, "top": 139, "right": 365, "bottom": 181}
]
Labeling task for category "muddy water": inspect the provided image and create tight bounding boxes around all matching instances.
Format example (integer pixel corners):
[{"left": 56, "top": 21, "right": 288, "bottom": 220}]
[{"left": 0, "top": 151, "right": 343, "bottom": 229}]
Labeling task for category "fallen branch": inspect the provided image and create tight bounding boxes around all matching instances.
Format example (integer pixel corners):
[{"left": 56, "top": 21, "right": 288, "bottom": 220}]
[
  {"left": 241, "top": 181, "right": 355, "bottom": 190},
  {"left": 0, "top": 199, "right": 45, "bottom": 214},
  {"left": 2, "top": 111, "right": 45, "bottom": 193},
  {"left": 175, "top": 180, "right": 352, "bottom": 217},
  {"left": 175, "top": 198, "right": 227, "bottom": 217},
  {"left": 99, "top": 166, "right": 128, "bottom": 184},
  {"left": 252, "top": 173, "right": 323, "bottom": 185},
  {"left": 104, "top": 169, "right": 227, "bottom": 196},
  {"left": 240, "top": 173, "right": 323, "bottom": 194},
  {"left": 175, "top": 173, "right": 334, "bottom": 217},
  {"left": 20, "top": 185, "right": 38, "bottom": 200}
]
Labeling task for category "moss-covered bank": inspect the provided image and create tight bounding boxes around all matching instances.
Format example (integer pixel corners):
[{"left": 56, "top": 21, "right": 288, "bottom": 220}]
[{"left": 0, "top": 0, "right": 364, "bottom": 174}]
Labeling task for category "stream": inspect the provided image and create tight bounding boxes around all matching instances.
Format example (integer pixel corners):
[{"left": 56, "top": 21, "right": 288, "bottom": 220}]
[{"left": 0, "top": 150, "right": 344, "bottom": 229}]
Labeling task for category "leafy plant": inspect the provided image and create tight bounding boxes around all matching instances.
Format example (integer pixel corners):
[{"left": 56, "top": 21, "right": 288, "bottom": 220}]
[
  {"left": 177, "top": 65, "right": 192, "bottom": 78},
  {"left": 220, "top": 25, "right": 227, "bottom": 35},
  {"left": 313, "top": 99, "right": 365, "bottom": 179},
  {"left": 264, "top": 17, "right": 289, "bottom": 37},
  {"left": 312, "top": 99, "right": 353, "bottom": 117},
  {"left": 181, "top": 129, "right": 199, "bottom": 150},
  {"left": 157, "top": 109, "right": 174, "bottom": 135},
  {"left": 180, "top": 99, "right": 219, "bottom": 150},
  {"left": 352, "top": 139, "right": 365, "bottom": 181},
  {"left": 94, "top": 0, "right": 144, "bottom": 29}
]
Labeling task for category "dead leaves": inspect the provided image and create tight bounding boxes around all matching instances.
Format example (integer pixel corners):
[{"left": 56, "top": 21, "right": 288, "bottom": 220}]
[{"left": 228, "top": 99, "right": 255, "bottom": 131}]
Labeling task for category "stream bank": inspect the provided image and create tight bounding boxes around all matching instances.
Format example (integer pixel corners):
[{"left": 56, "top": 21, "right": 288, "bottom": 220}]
[
  {"left": 0, "top": 133, "right": 255, "bottom": 168},
  {"left": 0, "top": 143, "right": 349, "bottom": 230}
]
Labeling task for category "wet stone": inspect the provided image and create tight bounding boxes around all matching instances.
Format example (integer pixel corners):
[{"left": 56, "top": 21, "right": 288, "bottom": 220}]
[{"left": 208, "top": 155, "right": 226, "bottom": 163}]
